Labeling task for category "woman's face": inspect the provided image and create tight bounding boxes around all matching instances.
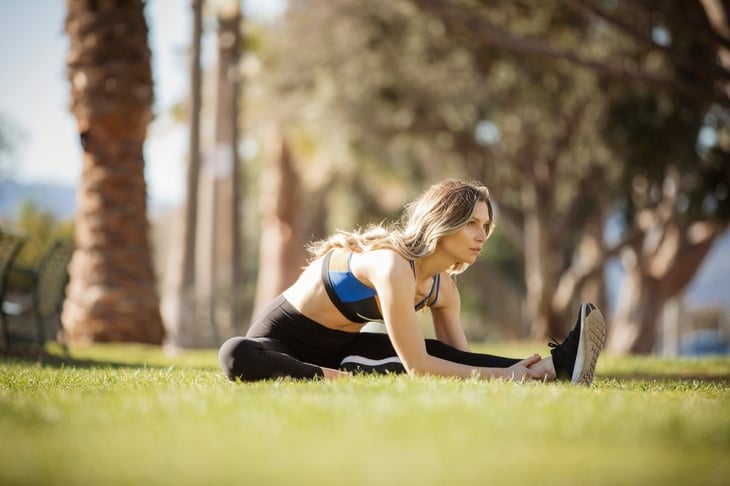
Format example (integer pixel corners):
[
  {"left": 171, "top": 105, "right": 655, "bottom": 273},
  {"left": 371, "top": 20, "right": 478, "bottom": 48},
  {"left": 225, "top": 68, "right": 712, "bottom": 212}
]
[{"left": 436, "top": 200, "right": 491, "bottom": 265}]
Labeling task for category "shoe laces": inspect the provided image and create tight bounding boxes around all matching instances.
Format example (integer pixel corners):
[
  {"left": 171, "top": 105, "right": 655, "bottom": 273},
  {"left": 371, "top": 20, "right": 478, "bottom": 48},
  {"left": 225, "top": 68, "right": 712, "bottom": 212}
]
[
  {"left": 547, "top": 335, "right": 560, "bottom": 350},
  {"left": 549, "top": 330, "right": 578, "bottom": 377},
  {"left": 548, "top": 326, "right": 580, "bottom": 355}
]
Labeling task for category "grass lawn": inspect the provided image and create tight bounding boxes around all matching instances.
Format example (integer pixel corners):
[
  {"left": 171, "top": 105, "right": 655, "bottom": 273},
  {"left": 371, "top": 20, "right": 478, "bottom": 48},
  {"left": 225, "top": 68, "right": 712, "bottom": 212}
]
[{"left": 1, "top": 342, "right": 729, "bottom": 486}]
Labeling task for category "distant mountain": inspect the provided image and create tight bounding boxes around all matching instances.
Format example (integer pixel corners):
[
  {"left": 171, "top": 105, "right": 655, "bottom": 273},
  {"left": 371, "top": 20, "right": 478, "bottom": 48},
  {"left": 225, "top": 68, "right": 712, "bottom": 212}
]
[
  {"left": 0, "top": 179, "right": 76, "bottom": 220},
  {"left": 0, "top": 179, "right": 174, "bottom": 221}
]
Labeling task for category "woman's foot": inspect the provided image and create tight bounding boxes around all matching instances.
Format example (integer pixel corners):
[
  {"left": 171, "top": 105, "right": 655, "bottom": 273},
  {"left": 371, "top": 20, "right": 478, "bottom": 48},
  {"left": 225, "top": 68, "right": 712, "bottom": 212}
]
[
  {"left": 322, "top": 367, "right": 351, "bottom": 379},
  {"left": 549, "top": 303, "right": 607, "bottom": 385}
]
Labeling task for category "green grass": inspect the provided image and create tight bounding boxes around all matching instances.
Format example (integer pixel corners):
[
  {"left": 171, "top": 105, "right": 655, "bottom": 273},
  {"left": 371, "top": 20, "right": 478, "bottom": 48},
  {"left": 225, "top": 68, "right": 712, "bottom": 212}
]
[{"left": 1, "top": 344, "right": 729, "bottom": 486}]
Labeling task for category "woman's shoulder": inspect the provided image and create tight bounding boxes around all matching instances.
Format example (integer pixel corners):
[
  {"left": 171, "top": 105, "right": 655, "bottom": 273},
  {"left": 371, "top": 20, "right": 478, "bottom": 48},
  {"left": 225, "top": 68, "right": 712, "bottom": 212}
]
[
  {"left": 357, "top": 247, "right": 408, "bottom": 263},
  {"left": 353, "top": 248, "right": 412, "bottom": 278}
]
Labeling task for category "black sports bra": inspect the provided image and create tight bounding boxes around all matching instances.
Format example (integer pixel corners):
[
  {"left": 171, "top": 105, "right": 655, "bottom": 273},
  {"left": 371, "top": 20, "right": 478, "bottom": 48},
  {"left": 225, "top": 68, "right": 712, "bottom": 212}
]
[{"left": 321, "top": 249, "right": 441, "bottom": 323}]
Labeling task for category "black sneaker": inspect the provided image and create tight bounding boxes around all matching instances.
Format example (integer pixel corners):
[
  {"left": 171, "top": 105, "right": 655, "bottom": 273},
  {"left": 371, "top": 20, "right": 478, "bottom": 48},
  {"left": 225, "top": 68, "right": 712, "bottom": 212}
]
[
  {"left": 549, "top": 302, "right": 607, "bottom": 385},
  {"left": 339, "top": 355, "right": 406, "bottom": 375}
]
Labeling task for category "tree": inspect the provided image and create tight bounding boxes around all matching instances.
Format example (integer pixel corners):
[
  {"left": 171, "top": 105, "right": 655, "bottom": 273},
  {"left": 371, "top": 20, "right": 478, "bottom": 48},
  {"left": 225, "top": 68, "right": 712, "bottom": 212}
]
[
  {"left": 62, "top": 0, "right": 164, "bottom": 344},
  {"left": 161, "top": 0, "right": 205, "bottom": 348},
  {"left": 598, "top": 0, "right": 730, "bottom": 353},
  {"left": 195, "top": 0, "right": 243, "bottom": 341},
  {"left": 407, "top": 0, "right": 730, "bottom": 352}
]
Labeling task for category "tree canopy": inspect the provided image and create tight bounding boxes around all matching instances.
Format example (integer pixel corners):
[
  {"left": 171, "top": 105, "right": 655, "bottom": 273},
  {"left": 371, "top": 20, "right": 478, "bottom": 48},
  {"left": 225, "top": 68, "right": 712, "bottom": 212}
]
[{"left": 241, "top": 0, "right": 730, "bottom": 351}]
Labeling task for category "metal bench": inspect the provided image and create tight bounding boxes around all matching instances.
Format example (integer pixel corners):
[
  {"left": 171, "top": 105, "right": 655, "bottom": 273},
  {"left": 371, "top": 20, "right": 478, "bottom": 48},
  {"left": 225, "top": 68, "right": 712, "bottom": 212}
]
[
  {"left": 1, "top": 240, "right": 74, "bottom": 348},
  {"left": 0, "top": 230, "right": 26, "bottom": 347}
]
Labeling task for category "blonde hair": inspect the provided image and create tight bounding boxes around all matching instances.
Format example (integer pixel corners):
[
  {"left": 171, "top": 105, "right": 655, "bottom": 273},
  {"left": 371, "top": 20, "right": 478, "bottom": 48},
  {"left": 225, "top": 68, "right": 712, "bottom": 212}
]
[{"left": 306, "top": 179, "right": 494, "bottom": 275}]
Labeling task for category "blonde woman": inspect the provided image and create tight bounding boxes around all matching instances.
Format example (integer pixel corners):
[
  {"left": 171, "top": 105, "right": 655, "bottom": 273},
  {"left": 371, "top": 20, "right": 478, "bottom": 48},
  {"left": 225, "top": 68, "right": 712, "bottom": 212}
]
[{"left": 219, "top": 180, "right": 607, "bottom": 384}]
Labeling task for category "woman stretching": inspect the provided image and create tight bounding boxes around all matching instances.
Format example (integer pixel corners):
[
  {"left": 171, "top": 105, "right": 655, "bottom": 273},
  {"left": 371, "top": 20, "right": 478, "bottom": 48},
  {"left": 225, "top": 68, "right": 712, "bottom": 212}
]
[{"left": 219, "top": 179, "right": 607, "bottom": 384}]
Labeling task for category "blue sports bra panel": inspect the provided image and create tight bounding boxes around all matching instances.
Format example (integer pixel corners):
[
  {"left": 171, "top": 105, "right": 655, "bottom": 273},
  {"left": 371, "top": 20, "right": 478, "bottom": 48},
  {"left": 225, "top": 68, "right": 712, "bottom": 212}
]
[{"left": 321, "top": 249, "right": 441, "bottom": 323}]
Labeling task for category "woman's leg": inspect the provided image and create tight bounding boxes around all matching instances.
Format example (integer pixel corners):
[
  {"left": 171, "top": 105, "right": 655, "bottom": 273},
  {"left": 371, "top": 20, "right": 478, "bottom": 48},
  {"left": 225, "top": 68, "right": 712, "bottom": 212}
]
[
  {"left": 338, "top": 332, "right": 524, "bottom": 373},
  {"left": 219, "top": 295, "right": 359, "bottom": 382},
  {"left": 425, "top": 339, "right": 522, "bottom": 367},
  {"left": 425, "top": 339, "right": 555, "bottom": 379},
  {"left": 218, "top": 337, "right": 326, "bottom": 382}
]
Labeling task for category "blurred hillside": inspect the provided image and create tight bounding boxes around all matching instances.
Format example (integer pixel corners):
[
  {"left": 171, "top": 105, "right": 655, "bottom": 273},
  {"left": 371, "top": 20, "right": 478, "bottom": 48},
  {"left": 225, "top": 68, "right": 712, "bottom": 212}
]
[
  {"left": 0, "top": 179, "right": 75, "bottom": 219},
  {"left": 0, "top": 179, "right": 172, "bottom": 220}
]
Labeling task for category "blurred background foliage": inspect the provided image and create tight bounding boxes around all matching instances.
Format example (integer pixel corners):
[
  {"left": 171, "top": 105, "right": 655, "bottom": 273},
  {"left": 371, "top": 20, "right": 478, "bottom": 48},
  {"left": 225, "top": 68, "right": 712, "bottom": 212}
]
[
  {"left": 2, "top": 0, "right": 729, "bottom": 352},
  {"left": 237, "top": 0, "right": 730, "bottom": 350}
]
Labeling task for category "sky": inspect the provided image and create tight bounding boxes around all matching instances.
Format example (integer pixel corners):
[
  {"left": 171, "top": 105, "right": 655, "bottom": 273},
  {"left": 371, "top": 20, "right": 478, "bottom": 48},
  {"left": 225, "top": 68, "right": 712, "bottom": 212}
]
[{"left": 0, "top": 0, "right": 286, "bottom": 205}]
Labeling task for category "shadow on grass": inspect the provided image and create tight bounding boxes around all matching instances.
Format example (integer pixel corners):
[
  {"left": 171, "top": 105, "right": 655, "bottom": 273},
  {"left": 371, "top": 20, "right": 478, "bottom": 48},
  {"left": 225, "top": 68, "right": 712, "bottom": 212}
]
[{"left": 0, "top": 343, "right": 218, "bottom": 371}]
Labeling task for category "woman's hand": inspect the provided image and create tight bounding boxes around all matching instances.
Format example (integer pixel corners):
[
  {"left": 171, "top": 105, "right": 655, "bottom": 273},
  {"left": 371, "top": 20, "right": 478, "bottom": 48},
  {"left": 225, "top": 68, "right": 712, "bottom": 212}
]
[
  {"left": 504, "top": 354, "right": 546, "bottom": 382},
  {"left": 527, "top": 356, "right": 557, "bottom": 381}
]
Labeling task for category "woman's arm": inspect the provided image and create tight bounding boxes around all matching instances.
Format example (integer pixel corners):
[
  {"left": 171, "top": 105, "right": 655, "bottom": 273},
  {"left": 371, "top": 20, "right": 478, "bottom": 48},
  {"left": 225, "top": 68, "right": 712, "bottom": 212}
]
[
  {"left": 429, "top": 275, "right": 470, "bottom": 351},
  {"left": 364, "top": 250, "right": 543, "bottom": 381}
]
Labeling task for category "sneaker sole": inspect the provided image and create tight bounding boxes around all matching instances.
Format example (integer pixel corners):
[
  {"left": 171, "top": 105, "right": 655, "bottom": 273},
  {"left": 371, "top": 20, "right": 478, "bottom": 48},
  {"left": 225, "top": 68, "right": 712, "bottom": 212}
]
[
  {"left": 571, "top": 303, "right": 607, "bottom": 385},
  {"left": 340, "top": 355, "right": 406, "bottom": 374}
]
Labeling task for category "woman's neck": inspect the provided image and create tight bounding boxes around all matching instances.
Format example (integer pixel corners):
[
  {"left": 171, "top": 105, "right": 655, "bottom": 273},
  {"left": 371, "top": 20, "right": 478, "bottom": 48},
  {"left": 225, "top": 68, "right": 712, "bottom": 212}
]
[{"left": 414, "top": 250, "right": 454, "bottom": 279}]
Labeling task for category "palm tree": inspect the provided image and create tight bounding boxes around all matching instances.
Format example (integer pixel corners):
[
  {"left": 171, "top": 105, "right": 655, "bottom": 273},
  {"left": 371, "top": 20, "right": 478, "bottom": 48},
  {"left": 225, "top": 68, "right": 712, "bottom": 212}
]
[
  {"left": 62, "top": 0, "right": 164, "bottom": 344},
  {"left": 161, "top": 0, "right": 205, "bottom": 348},
  {"left": 196, "top": 0, "right": 242, "bottom": 341}
]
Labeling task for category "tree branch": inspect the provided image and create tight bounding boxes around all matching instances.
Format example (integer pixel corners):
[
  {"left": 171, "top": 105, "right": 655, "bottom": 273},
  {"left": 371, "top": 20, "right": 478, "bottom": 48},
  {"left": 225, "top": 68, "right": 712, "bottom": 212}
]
[
  {"left": 409, "top": 0, "right": 730, "bottom": 108},
  {"left": 565, "top": 0, "right": 730, "bottom": 85}
]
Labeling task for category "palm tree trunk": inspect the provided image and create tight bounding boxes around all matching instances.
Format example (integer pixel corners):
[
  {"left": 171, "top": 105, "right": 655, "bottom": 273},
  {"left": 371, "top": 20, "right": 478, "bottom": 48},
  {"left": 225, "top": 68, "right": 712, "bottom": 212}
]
[
  {"left": 196, "top": 0, "right": 242, "bottom": 342},
  {"left": 161, "top": 0, "right": 205, "bottom": 348},
  {"left": 62, "top": 0, "right": 164, "bottom": 344}
]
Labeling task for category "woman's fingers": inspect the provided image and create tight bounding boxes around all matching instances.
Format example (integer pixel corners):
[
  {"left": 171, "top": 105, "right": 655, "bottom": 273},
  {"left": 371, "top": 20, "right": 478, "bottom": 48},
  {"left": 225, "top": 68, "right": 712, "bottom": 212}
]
[
  {"left": 508, "top": 355, "right": 549, "bottom": 381},
  {"left": 519, "top": 353, "right": 542, "bottom": 367}
]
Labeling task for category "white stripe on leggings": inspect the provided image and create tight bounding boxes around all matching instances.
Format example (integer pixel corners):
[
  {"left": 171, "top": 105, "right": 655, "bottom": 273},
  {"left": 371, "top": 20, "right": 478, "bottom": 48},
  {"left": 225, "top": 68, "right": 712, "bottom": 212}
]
[{"left": 340, "top": 355, "right": 402, "bottom": 366}]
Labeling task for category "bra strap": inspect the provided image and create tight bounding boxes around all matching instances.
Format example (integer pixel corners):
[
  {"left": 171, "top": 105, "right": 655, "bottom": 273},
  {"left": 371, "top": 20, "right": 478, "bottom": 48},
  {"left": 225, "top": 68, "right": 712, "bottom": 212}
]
[
  {"left": 321, "top": 250, "right": 367, "bottom": 323},
  {"left": 427, "top": 274, "right": 441, "bottom": 307}
]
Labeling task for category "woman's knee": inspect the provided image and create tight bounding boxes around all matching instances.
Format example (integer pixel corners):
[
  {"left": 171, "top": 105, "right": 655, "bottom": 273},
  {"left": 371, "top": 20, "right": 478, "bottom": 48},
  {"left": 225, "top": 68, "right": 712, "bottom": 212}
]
[
  {"left": 218, "top": 337, "right": 265, "bottom": 382},
  {"left": 218, "top": 336, "right": 326, "bottom": 382}
]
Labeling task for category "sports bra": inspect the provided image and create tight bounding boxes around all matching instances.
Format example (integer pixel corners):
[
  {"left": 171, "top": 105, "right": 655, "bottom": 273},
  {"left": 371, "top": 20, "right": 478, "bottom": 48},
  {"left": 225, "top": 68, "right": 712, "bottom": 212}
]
[{"left": 321, "top": 249, "right": 441, "bottom": 323}]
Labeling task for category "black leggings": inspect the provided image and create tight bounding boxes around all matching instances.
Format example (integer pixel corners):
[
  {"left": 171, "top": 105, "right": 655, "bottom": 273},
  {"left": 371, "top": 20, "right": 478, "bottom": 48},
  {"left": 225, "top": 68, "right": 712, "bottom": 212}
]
[{"left": 218, "top": 295, "right": 522, "bottom": 382}]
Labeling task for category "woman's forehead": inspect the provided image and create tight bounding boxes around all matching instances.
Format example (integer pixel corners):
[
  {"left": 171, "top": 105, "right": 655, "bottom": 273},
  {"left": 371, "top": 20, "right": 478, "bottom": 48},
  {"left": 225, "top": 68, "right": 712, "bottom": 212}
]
[{"left": 470, "top": 200, "right": 491, "bottom": 221}]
